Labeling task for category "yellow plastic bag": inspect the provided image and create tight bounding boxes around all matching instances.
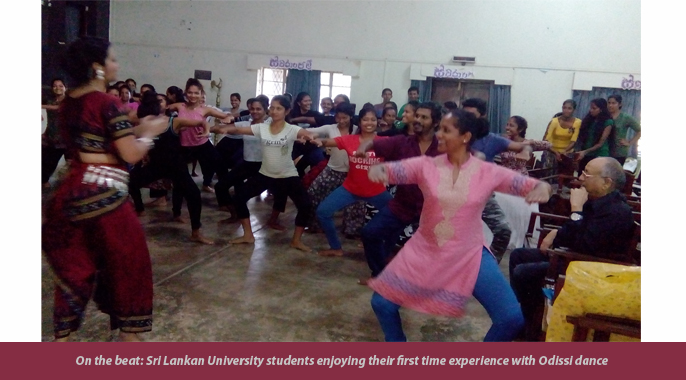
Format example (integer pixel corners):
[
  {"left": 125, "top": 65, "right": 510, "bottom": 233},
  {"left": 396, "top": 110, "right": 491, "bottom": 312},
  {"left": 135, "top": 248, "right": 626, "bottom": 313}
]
[{"left": 546, "top": 261, "right": 641, "bottom": 342}]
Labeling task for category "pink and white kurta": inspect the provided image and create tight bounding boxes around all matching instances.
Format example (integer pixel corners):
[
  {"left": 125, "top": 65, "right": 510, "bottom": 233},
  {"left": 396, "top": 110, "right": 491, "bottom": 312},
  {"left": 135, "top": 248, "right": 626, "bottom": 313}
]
[{"left": 367, "top": 154, "right": 540, "bottom": 317}]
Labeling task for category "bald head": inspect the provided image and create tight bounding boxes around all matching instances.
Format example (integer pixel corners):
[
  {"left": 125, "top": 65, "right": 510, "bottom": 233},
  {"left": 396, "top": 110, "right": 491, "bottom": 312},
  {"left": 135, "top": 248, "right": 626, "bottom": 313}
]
[
  {"left": 596, "top": 157, "right": 626, "bottom": 192},
  {"left": 580, "top": 157, "right": 626, "bottom": 198}
]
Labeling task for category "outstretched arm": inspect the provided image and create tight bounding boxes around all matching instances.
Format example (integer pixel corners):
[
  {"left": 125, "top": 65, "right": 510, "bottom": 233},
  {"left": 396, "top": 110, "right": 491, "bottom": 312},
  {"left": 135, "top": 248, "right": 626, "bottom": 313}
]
[
  {"left": 296, "top": 128, "right": 317, "bottom": 143},
  {"left": 290, "top": 116, "right": 316, "bottom": 125},
  {"left": 354, "top": 140, "right": 375, "bottom": 157},
  {"left": 115, "top": 116, "right": 168, "bottom": 164},
  {"left": 210, "top": 123, "right": 254, "bottom": 136},
  {"left": 42, "top": 104, "right": 60, "bottom": 111},
  {"left": 203, "top": 106, "right": 234, "bottom": 123},
  {"left": 311, "top": 138, "right": 339, "bottom": 148},
  {"left": 493, "top": 165, "right": 551, "bottom": 204},
  {"left": 369, "top": 156, "right": 426, "bottom": 186},
  {"left": 507, "top": 140, "right": 530, "bottom": 153}
]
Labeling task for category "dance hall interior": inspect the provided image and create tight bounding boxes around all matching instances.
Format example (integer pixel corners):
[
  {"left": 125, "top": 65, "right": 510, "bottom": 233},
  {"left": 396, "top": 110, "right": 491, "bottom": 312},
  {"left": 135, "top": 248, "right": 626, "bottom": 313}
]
[{"left": 38, "top": 0, "right": 643, "bottom": 342}]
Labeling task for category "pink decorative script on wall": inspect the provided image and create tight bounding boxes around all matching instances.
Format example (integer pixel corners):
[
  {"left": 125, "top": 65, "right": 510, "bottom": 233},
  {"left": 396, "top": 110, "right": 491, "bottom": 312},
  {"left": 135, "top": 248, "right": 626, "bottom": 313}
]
[
  {"left": 269, "top": 56, "right": 313, "bottom": 71},
  {"left": 433, "top": 64, "right": 474, "bottom": 79},
  {"left": 621, "top": 74, "right": 641, "bottom": 90}
]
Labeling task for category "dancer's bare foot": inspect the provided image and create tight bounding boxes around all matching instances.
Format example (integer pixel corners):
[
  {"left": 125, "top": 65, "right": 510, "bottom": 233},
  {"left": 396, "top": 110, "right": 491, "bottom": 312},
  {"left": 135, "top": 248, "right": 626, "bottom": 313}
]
[
  {"left": 217, "top": 205, "right": 231, "bottom": 212},
  {"left": 318, "top": 249, "right": 344, "bottom": 257},
  {"left": 146, "top": 197, "right": 167, "bottom": 207},
  {"left": 357, "top": 277, "right": 372, "bottom": 286},
  {"left": 172, "top": 216, "right": 188, "bottom": 224},
  {"left": 119, "top": 331, "right": 142, "bottom": 342},
  {"left": 266, "top": 220, "right": 286, "bottom": 231},
  {"left": 290, "top": 241, "right": 312, "bottom": 252},
  {"left": 202, "top": 185, "right": 215, "bottom": 193},
  {"left": 190, "top": 230, "right": 214, "bottom": 245},
  {"left": 230, "top": 235, "right": 255, "bottom": 245}
]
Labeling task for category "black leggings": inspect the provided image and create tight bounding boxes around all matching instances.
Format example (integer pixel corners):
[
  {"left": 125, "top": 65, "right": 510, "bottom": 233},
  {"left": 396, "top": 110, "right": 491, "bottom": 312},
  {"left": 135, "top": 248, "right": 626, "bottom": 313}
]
[
  {"left": 215, "top": 137, "right": 244, "bottom": 171},
  {"left": 292, "top": 143, "right": 325, "bottom": 178},
  {"left": 129, "top": 160, "right": 203, "bottom": 230},
  {"left": 42, "top": 145, "right": 66, "bottom": 184},
  {"left": 182, "top": 140, "right": 219, "bottom": 187},
  {"left": 235, "top": 173, "right": 311, "bottom": 227},
  {"left": 215, "top": 161, "right": 261, "bottom": 207}
]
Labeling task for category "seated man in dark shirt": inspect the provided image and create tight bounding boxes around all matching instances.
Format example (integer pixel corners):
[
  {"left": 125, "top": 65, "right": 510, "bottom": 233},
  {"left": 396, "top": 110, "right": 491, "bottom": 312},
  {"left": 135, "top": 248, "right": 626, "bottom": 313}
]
[{"left": 509, "top": 156, "right": 635, "bottom": 341}]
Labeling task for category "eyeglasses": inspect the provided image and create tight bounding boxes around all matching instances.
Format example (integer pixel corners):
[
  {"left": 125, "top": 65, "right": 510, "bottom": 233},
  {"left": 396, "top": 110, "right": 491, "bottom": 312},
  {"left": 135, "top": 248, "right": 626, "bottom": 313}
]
[{"left": 580, "top": 170, "right": 612, "bottom": 181}]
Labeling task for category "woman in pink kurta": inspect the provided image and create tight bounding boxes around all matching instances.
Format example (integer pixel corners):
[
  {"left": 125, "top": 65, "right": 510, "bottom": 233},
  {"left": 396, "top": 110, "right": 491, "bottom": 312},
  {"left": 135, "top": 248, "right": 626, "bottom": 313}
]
[{"left": 367, "top": 109, "right": 551, "bottom": 342}]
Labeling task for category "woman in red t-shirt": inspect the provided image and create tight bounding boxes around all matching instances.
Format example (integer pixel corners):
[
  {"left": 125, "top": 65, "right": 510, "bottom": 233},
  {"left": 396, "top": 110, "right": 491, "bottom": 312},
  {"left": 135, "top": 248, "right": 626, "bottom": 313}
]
[{"left": 313, "top": 107, "right": 392, "bottom": 257}]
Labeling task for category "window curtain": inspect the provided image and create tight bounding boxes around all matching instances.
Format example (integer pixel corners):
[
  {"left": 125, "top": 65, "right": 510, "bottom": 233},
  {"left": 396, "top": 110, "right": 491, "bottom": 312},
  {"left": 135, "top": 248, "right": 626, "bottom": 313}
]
[
  {"left": 487, "top": 85, "right": 511, "bottom": 134},
  {"left": 411, "top": 78, "right": 433, "bottom": 103},
  {"left": 286, "top": 69, "right": 321, "bottom": 110},
  {"left": 573, "top": 88, "right": 641, "bottom": 156}
]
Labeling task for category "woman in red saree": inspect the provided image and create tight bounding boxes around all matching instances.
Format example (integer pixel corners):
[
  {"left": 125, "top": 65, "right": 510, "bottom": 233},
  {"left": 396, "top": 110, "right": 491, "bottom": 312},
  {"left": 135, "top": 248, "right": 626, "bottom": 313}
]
[{"left": 42, "top": 37, "right": 168, "bottom": 342}]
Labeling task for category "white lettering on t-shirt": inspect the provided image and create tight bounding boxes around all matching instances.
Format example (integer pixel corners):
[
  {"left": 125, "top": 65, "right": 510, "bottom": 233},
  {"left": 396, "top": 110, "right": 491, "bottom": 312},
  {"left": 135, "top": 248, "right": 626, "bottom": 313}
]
[{"left": 349, "top": 151, "right": 382, "bottom": 166}]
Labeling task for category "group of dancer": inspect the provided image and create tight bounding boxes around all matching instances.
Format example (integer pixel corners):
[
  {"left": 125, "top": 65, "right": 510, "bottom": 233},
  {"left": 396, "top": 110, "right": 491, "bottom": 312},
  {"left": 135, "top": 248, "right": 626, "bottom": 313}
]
[{"left": 41, "top": 36, "right": 638, "bottom": 342}]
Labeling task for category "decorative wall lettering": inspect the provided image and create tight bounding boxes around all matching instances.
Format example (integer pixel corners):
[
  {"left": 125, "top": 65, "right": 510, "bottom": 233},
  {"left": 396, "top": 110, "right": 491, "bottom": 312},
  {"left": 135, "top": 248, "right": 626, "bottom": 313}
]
[
  {"left": 269, "top": 56, "right": 313, "bottom": 71},
  {"left": 433, "top": 64, "right": 474, "bottom": 79},
  {"left": 621, "top": 74, "right": 641, "bottom": 90}
]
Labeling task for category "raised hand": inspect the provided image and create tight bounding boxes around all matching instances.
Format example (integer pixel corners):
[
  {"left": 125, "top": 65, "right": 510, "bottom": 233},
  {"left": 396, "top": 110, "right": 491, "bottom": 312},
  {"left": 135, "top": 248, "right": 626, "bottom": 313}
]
[
  {"left": 569, "top": 187, "right": 589, "bottom": 211},
  {"left": 525, "top": 182, "right": 552, "bottom": 204},
  {"left": 368, "top": 164, "right": 389, "bottom": 184}
]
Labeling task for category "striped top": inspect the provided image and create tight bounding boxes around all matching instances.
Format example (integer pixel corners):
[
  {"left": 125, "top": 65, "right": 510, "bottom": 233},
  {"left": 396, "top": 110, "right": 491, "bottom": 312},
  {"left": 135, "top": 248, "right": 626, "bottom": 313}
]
[{"left": 250, "top": 122, "right": 301, "bottom": 178}]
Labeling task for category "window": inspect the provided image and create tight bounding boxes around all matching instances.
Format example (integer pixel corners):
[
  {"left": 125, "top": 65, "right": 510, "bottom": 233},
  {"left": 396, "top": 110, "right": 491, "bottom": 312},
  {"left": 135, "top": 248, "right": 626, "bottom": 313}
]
[
  {"left": 431, "top": 79, "right": 493, "bottom": 106},
  {"left": 255, "top": 69, "right": 352, "bottom": 112},
  {"left": 319, "top": 72, "right": 351, "bottom": 113},
  {"left": 256, "top": 68, "right": 287, "bottom": 102}
]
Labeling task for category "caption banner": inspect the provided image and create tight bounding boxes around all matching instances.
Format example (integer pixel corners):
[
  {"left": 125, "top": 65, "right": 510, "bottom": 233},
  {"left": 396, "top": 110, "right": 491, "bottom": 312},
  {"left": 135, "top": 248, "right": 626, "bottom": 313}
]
[{"left": 76, "top": 354, "right": 608, "bottom": 368}]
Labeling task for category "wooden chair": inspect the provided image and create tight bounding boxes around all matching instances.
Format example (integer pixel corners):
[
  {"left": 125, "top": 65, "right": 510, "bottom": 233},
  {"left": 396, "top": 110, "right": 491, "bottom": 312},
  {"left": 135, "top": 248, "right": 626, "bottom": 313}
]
[
  {"left": 524, "top": 211, "right": 568, "bottom": 248},
  {"left": 566, "top": 314, "right": 640, "bottom": 341},
  {"left": 622, "top": 170, "right": 636, "bottom": 196},
  {"left": 626, "top": 194, "right": 640, "bottom": 202},
  {"left": 627, "top": 200, "right": 641, "bottom": 213},
  {"left": 540, "top": 222, "right": 640, "bottom": 340},
  {"left": 522, "top": 213, "right": 640, "bottom": 341}
]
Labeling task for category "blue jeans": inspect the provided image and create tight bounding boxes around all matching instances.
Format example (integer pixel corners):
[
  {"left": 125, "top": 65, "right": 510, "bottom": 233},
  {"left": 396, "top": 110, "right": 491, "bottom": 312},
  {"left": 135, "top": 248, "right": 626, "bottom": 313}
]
[
  {"left": 371, "top": 247, "right": 524, "bottom": 342},
  {"left": 361, "top": 206, "right": 410, "bottom": 277},
  {"left": 317, "top": 186, "right": 392, "bottom": 250}
]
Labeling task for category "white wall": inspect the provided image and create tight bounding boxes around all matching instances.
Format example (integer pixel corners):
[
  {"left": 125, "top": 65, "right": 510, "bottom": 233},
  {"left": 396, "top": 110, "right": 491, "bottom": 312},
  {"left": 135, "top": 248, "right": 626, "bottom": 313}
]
[{"left": 110, "top": 0, "right": 640, "bottom": 138}]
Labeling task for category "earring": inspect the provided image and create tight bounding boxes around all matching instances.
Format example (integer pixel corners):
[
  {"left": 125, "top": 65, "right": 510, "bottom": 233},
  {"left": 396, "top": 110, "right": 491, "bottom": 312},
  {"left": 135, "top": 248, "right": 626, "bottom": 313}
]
[
  {"left": 95, "top": 69, "right": 105, "bottom": 80},
  {"left": 463, "top": 140, "right": 467, "bottom": 143}
]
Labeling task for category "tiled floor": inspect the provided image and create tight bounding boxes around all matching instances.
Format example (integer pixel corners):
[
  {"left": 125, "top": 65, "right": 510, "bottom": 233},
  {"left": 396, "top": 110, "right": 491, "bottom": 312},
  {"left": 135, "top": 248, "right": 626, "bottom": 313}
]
[{"left": 41, "top": 175, "right": 512, "bottom": 342}]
